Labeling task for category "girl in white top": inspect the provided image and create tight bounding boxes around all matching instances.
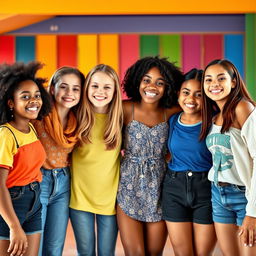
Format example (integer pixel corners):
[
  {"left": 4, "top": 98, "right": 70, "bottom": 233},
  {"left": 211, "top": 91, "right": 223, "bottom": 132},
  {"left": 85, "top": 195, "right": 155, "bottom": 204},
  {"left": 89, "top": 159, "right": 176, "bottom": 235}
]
[{"left": 200, "top": 59, "right": 256, "bottom": 256}]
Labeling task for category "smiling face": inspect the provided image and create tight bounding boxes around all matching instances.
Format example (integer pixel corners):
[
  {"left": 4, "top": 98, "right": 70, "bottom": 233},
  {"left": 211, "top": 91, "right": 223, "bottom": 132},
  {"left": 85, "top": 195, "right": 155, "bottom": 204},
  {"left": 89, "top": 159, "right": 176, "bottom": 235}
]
[
  {"left": 178, "top": 79, "right": 202, "bottom": 116},
  {"left": 203, "top": 64, "right": 236, "bottom": 107},
  {"left": 8, "top": 80, "right": 42, "bottom": 122},
  {"left": 51, "top": 73, "right": 81, "bottom": 110},
  {"left": 139, "top": 67, "right": 166, "bottom": 105},
  {"left": 87, "top": 71, "right": 115, "bottom": 113}
]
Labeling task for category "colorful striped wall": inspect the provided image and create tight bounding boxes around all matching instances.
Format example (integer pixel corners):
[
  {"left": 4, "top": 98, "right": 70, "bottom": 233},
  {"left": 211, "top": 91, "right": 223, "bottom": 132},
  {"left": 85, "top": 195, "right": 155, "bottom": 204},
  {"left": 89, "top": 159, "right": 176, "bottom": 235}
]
[{"left": 0, "top": 33, "right": 245, "bottom": 78}]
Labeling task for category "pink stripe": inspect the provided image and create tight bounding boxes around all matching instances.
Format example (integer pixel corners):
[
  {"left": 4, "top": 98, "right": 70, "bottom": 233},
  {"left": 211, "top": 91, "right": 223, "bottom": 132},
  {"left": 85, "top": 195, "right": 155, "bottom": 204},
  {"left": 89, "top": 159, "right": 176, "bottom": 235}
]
[
  {"left": 182, "top": 35, "right": 201, "bottom": 73},
  {"left": 203, "top": 35, "right": 223, "bottom": 67},
  {"left": 0, "top": 36, "right": 15, "bottom": 63},
  {"left": 119, "top": 35, "right": 139, "bottom": 99}
]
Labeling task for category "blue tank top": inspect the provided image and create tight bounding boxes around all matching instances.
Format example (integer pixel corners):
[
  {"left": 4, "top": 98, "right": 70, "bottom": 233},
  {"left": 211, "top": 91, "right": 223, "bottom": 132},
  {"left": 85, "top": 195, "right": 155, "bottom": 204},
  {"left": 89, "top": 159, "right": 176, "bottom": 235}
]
[{"left": 168, "top": 113, "right": 212, "bottom": 172}]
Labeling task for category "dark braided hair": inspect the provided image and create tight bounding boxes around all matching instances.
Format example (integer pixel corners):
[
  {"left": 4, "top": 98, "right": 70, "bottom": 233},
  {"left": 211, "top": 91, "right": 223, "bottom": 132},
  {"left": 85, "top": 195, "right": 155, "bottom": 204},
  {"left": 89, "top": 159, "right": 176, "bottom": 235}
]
[
  {"left": 0, "top": 61, "right": 52, "bottom": 125},
  {"left": 122, "top": 56, "right": 184, "bottom": 107}
]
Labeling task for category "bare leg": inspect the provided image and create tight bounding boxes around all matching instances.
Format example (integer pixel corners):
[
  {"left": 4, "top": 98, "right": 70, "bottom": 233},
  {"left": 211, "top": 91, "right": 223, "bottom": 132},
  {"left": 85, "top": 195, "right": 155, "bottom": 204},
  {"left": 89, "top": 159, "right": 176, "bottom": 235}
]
[
  {"left": 166, "top": 221, "right": 194, "bottom": 256},
  {"left": 117, "top": 205, "right": 145, "bottom": 256},
  {"left": 238, "top": 234, "right": 256, "bottom": 256},
  {"left": 24, "top": 233, "right": 41, "bottom": 256},
  {"left": 144, "top": 220, "right": 167, "bottom": 256},
  {"left": 0, "top": 233, "right": 40, "bottom": 256},
  {"left": 0, "top": 240, "right": 10, "bottom": 256},
  {"left": 193, "top": 223, "right": 216, "bottom": 256},
  {"left": 214, "top": 223, "right": 240, "bottom": 256}
]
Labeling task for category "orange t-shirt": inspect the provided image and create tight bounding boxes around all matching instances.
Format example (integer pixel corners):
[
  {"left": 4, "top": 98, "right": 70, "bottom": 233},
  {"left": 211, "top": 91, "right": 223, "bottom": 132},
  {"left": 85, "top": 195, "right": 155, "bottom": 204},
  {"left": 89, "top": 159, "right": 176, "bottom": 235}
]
[{"left": 0, "top": 123, "right": 46, "bottom": 188}]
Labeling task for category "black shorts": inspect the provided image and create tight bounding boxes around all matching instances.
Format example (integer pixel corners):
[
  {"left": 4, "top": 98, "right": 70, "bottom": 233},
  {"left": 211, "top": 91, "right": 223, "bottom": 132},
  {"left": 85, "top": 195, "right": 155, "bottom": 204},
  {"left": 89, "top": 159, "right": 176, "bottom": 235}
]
[{"left": 162, "top": 170, "right": 213, "bottom": 224}]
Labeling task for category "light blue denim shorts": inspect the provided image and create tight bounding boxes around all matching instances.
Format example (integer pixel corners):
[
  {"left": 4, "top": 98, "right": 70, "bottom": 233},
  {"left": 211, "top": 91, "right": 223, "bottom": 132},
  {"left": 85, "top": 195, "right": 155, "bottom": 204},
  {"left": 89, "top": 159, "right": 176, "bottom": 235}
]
[{"left": 211, "top": 182, "right": 247, "bottom": 226}]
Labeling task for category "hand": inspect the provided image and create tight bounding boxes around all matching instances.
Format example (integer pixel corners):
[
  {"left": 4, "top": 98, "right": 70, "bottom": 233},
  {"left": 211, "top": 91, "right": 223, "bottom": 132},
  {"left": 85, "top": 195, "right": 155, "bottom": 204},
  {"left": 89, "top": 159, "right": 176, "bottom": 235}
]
[
  {"left": 238, "top": 216, "right": 256, "bottom": 247},
  {"left": 8, "top": 227, "right": 28, "bottom": 256}
]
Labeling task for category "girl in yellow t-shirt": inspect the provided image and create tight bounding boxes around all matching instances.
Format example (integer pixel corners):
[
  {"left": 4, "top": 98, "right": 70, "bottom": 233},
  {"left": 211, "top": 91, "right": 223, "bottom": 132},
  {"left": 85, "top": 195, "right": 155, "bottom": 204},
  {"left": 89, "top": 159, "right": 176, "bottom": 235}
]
[
  {"left": 70, "top": 64, "right": 123, "bottom": 256},
  {"left": 0, "top": 62, "right": 51, "bottom": 256}
]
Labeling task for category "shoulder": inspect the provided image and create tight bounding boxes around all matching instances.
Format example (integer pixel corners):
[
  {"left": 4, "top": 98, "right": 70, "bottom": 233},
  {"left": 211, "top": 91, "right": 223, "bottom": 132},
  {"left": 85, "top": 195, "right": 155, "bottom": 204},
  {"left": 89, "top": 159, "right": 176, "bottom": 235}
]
[
  {"left": 165, "top": 105, "right": 182, "bottom": 120},
  {"left": 235, "top": 100, "right": 255, "bottom": 128}
]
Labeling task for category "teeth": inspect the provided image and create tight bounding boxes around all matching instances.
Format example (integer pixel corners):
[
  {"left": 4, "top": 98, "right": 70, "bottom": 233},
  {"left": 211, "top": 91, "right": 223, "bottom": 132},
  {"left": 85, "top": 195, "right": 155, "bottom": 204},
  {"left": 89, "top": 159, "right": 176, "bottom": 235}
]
[
  {"left": 94, "top": 96, "right": 105, "bottom": 100},
  {"left": 211, "top": 89, "right": 222, "bottom": 93},
  {"left": 145, "top": 92, "right": 156, "bottom": 97},
  {"left": 63, "top": 98, "right": 74, "bottom": 102},
  {"left": 185, "top": 104, "right": 195, "bottom": 108},
  {"left": 27, "top": 107, "right": 38, "bottom": 111}
]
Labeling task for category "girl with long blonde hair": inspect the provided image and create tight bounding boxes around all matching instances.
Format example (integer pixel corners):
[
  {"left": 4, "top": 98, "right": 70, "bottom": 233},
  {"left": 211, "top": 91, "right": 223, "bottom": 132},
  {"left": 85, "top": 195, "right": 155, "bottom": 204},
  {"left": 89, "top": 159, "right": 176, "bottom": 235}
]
[{"left": 70, "top": 64, "right": 123, "bottom": 256}]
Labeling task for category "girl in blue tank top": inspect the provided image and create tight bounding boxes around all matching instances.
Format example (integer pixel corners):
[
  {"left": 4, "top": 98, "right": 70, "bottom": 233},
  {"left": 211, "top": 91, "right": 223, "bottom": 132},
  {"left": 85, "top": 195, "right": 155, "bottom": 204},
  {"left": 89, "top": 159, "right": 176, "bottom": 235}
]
[{"left": 162, "top": 68, "right": 216, "bottom": 256}]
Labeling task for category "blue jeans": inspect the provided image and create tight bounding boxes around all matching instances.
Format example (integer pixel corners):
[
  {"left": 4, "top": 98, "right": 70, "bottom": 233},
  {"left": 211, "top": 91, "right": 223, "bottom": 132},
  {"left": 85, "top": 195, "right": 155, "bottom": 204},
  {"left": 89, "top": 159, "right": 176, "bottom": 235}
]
[
  {"left": 70, "top": 208, "right": 118, "bottom": 256},
  {"left": 211, "top": 182, "right": 247, "bottom": 226},
  {"left": 39, "top": 167, "right": 70, "bottom": 256}
]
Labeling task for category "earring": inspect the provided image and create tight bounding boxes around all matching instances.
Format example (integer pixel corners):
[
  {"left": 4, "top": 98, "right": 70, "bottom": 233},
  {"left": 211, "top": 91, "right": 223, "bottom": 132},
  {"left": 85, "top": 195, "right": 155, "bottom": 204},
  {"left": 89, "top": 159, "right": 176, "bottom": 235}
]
[{"left": 10, "top": 108, "right": 13, "bottom": 118}]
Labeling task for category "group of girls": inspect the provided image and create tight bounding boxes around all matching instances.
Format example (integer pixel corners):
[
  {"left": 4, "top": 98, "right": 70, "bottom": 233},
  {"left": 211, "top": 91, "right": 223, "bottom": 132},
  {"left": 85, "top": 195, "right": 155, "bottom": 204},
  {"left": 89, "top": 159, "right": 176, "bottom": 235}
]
[{"left": 0, "top": 55, "right": 255, "bottom": 256}]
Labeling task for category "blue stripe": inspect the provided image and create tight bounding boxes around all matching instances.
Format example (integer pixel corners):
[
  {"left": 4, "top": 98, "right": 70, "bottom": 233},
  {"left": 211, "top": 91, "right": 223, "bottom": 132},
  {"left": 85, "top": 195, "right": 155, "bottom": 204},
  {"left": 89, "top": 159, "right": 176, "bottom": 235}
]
[{"left": 224, "top": 34, "right": 244, "bottom": 78}]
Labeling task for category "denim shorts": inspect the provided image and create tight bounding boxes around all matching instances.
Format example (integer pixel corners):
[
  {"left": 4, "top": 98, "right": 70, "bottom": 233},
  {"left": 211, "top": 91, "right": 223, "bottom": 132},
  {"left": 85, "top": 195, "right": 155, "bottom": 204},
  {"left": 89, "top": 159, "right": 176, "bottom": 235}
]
[
  {"left": 162, "top": 170, "right": 213, "bottom": 224},
  {"left": 211, "top": 182, "right": 247, "bottom": 226},
  {"left": 0, "top": 181, "right": 42, "bottom": 239}
]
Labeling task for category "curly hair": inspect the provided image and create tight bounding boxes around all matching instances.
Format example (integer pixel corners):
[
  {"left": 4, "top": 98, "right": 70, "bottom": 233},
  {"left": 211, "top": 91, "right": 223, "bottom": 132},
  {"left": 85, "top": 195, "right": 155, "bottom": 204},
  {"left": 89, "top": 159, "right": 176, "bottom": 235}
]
[
  {"left": 122, "top": 56, "right": 184, "bottom": 107},
  {"left": 0, "top": 61, "right": 52, "bottom": 125}
]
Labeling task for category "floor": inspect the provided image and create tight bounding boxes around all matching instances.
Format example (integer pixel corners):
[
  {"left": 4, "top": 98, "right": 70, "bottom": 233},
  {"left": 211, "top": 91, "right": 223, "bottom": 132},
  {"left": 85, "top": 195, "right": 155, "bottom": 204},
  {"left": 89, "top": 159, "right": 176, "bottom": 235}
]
[{"left": 63, "top": 221, "right": 222, "bottom": 256}]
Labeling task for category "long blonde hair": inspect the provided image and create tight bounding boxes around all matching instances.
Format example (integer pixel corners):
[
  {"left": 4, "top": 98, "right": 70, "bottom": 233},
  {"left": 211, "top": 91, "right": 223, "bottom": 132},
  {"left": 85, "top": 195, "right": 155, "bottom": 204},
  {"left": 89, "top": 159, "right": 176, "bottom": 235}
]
[{"left": 76, "top": 64, "right": 123, "bottom": 150}]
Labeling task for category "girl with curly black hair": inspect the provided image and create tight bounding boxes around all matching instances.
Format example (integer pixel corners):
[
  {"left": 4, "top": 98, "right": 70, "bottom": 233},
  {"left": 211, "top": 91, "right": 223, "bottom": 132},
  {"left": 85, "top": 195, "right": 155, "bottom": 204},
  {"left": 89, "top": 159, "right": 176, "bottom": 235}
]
[
  {"left": 0, "top": 62, "right": 51, "bottom": 256},
  {"left": 117, "top": 56, "right": 183, "bottom": 255}
]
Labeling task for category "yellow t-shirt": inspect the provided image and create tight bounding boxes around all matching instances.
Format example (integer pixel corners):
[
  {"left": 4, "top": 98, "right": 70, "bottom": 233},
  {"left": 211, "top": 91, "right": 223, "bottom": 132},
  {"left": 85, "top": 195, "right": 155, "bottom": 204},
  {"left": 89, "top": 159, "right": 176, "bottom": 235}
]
[{"left": 70, "top": 113, "right": 120, "bottom": 215}]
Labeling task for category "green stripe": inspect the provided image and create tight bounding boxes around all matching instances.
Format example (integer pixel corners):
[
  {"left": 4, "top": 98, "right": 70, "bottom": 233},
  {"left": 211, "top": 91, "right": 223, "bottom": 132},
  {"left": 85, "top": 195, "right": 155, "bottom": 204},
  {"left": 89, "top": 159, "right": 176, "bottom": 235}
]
[
  {"left": 245, "top": 14, "right": 256, "bottom": 100},
  {"left": 140, "top": 35, "right": 159, "bottom": 57},
  {"left": 159, "top": 35, "right": 181, "bottom": 67}
]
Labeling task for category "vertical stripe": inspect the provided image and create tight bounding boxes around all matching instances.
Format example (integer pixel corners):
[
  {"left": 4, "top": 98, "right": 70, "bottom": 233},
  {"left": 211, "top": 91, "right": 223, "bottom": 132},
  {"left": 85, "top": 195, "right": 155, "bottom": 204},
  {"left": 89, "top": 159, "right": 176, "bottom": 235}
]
[
  {"left": 0, "top": 36, "right": 15, "bottom": 64},
  {"left": 78, "top": 35, "right": 98, "bottom": 75},
  {"left": 57, "top": 35, "right": 77, "bottom": 67},
  {"left": 203, "top": 34, "right": 223, "bottom": 68},
  {"left": 98, "top": 34, "right": 119, "bottom": 73},
  {"left": 160, "top": 35, "right": 181, "bottom": 67},
  {"left": 182, "top": 35, "right": 201, "bottom": 73},
  {"left": 16, "top": 36, "right": 35, "bottom": 63},
  {"left": 119, "top": 34, "right": 139, "bottom": 99},
  {"left": 245, "top": 14, "right": 256, "bottom": 99},
  {"left": 36, "top": 35, "right": 57, "bottom": 82},
  {"left": 140, "top": 35, "right": 159, "bottom": 57},
  {"left": 119, "top": 35, "right": 139, "bottom": 80},
  {"left": 224, "top": 34, "right": 244, "bottom": 78}
]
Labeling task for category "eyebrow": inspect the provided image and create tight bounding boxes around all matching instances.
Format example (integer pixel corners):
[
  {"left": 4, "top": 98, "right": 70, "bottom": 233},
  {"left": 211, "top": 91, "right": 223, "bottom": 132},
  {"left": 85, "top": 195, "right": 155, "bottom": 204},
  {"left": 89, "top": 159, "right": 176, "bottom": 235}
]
[
  {"left": 20, "top": 90, "right": 40, "bottom": 94},
  {"left": 205, "top": 72, "right": 226, "bottom": 77},
  {"left": 143, "top": 74, "right": 164, "bottom": 80},
  {"left": 60, "top": 82, "right": 81, "bottom": 87}
]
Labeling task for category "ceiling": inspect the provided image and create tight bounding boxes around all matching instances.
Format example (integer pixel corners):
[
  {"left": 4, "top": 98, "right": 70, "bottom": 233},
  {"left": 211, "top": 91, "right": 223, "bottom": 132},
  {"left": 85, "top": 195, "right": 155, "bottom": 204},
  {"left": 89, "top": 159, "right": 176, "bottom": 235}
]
[{"left": 0, "top": 0, "right": 255, "bottom": 34}]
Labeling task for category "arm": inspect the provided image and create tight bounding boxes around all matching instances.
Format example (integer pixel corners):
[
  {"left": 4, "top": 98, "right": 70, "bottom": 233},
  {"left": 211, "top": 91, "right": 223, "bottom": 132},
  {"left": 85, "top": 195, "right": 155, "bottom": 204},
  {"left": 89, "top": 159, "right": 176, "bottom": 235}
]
[
  {"left": 0, "top": 168, "right": 28, "bottom": 256},
  {"left": 235, "top": 102, "right": 256, "bottom": 246}
]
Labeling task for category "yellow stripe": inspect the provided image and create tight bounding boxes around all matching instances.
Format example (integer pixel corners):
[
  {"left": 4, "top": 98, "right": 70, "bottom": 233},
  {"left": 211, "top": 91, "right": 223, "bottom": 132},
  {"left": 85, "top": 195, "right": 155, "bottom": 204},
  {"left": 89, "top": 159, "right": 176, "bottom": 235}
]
[
  {"left": 36, "top": 35, "right": 57, "bottom": 84},
  {"left": 77, "top": 35, "right": 98, "bottom": 75},
  {"left": 98, "top": 34, "right": 119, "bottom": 74}
]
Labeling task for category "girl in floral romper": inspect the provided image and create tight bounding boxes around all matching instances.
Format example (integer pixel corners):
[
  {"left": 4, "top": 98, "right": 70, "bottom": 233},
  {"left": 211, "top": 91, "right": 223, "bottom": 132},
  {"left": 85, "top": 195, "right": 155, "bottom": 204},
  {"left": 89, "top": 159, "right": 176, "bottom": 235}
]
[{"left": 117, "top": 56, "right": 183, "bottom": 255}]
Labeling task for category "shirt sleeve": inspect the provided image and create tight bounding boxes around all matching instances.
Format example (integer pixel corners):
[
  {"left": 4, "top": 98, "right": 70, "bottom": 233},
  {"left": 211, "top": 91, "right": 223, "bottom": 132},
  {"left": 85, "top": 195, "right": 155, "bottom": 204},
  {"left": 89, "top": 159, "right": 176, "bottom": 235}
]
[
  {"left": 241, "top": 110, "right": 256, "bottom": 217},
  {"left": 0, "top": 128, "right": 16, "bottom": 169}
]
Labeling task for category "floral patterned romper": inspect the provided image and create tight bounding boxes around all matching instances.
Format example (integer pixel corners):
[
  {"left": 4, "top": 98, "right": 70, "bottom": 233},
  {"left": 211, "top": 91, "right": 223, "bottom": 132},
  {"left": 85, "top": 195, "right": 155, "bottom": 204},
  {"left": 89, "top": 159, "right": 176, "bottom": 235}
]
[{"left": 117, "top": 105, "right": 168, "bottom": 222}]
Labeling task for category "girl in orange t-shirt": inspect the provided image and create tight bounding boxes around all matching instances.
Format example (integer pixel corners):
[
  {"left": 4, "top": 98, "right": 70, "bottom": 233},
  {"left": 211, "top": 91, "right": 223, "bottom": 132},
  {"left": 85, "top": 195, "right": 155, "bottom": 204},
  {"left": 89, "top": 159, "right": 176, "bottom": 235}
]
[{"left": 0, "top": 62, "right": 51, "bottom": 256}]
